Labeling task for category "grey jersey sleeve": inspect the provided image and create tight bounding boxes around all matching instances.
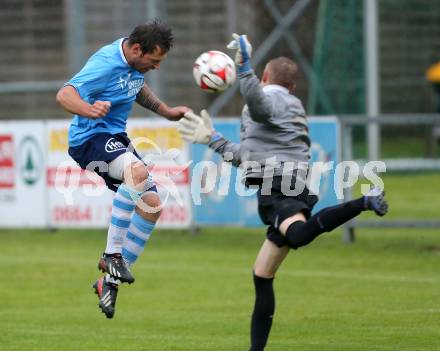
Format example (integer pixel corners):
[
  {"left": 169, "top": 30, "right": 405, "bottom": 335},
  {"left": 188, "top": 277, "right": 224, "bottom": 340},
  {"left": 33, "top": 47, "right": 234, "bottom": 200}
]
[
  {"left": 208, "top": 133, "right": 242, "bottom": 167},
  {"left": 239, "top": 70, "right": 273, "bottom": 123}
]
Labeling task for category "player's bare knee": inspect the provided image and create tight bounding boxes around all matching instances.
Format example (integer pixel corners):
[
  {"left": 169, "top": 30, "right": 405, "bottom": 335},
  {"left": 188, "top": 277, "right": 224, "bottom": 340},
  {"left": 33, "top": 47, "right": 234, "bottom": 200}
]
[
  {"left": 136, "top": 192, "right": 162, "bottom": 222},
  {"left": 124, "top": 161, "right": 149, "bottom": 190}
]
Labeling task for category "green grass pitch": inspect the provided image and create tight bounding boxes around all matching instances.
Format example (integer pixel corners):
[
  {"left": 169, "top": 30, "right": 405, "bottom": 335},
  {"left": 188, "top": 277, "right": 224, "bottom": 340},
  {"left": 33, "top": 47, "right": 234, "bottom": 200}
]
[{"left": 2, "top": 172, "right": 440, "bottom": 350}]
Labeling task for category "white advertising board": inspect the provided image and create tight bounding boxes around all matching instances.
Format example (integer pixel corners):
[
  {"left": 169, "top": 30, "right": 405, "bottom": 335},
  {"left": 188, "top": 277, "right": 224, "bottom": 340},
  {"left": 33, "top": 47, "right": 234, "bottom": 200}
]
[
  {"left": 46, "top": 119, "right": 113, "bottom": 228},
  {"left": 46, "top": 119, "right": 192, "bottom": 229},
  {"left": 0, "top": 121, "right": 47, "bottom": 227}
]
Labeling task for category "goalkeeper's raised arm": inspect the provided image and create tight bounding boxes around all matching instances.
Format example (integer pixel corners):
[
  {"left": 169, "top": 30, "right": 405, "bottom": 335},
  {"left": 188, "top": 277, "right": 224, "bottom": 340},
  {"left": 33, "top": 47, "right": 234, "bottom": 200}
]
[
  {"left": 227, "top": 33, "right": 272, "bottom": 122},
  {"left": 227, "top": 33, "right": 297, "bottom": 124}
]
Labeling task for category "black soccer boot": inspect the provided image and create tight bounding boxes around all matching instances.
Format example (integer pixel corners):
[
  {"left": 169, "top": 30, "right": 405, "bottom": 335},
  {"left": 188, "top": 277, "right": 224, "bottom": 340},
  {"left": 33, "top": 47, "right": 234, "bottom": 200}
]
[
  {"left": 98, "top": 253, "right": 135, "bottom": 284},
  {"left": 93, "top": 277, "right": 118, "bottom": 319},
  {"left": 364, "top": 186, "right": 388, "bottom": 216}
]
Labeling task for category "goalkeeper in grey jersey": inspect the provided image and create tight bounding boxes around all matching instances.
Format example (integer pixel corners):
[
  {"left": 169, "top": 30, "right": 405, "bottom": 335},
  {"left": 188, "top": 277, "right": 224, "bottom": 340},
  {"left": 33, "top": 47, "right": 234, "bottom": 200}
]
[{"left": 178, "top": 34, "right": 388, "bottom": 351}]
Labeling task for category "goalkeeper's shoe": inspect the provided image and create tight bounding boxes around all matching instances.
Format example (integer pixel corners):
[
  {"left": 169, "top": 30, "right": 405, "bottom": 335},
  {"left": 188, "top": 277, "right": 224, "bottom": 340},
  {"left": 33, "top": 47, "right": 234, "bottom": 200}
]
[
  {"left": 98, "top": 253, "right": 135, "bottom": 284},
  {"left": 364, "top": 186, "right": 388, "bottom": 216},
  {"left": 93, "top": 277, "right": 118, "bottom": 319}
]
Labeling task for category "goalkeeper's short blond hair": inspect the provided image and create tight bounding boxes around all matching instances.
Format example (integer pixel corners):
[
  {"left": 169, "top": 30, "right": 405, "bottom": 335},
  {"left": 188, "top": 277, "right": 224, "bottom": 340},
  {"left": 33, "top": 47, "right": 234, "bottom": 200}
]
[{"left": 267, "top": 57, "right": 298, "bottom": 90}]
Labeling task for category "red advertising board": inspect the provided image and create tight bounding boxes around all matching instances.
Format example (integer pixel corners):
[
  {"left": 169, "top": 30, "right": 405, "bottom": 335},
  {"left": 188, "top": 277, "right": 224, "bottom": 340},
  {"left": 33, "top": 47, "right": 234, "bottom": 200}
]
[{"left": 0, "top": 135, "right": 14, "bottom": 188}]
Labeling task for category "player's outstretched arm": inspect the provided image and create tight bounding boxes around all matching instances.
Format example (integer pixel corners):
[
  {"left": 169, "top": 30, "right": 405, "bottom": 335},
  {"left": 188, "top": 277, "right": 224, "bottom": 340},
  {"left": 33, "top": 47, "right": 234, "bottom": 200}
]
[
  {"left": 227, "top": 33, "right": 273, "bottom": 122},
  {"left": 136, "top": 84, "right": 191, "bottom": 120},
  {"left": 56, "top": 85, "right": 110, "bottom": 119},
  {"left": 177, "top": 110, "right": 242, "bottom": 167}
]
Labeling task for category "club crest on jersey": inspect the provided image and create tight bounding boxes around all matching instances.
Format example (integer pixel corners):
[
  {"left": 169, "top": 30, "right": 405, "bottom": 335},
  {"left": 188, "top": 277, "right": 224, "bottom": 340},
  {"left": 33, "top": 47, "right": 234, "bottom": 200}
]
[
  {"left": 105, "top": 138, "right": 126, "bottom": 153},
  {"left": 117, "top": 73, "right": 131, "bottom": 90}
]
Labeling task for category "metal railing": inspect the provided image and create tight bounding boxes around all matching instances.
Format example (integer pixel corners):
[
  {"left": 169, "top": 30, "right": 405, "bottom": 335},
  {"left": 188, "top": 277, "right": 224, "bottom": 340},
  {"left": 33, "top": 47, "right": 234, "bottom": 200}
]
[{"left": 340, "top": 114, "right": 440, "bottom": 242}]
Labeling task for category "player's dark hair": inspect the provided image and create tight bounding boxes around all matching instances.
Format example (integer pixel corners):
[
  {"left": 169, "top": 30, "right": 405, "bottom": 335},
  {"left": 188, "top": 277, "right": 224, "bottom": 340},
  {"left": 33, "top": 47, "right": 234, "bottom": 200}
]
[
  {"left": 128, "top": 19, "right": 174, "bottom": 54},
  {"left": 267, "top": 57, "right": 298, "bottom": 89}
]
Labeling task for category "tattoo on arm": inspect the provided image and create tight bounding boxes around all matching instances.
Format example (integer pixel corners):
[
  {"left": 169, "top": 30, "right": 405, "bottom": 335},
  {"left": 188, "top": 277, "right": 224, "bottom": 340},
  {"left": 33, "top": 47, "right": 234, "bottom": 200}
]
[{"left": 136, "top": 85, "right": 162, "bottom": 113}]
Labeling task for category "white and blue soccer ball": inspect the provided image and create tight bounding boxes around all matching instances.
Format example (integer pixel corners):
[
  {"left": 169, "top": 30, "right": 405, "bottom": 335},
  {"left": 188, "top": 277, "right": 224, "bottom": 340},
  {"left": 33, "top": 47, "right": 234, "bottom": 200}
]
[{"left": 193, "top": 50, "right": 236, "bottom": 93}]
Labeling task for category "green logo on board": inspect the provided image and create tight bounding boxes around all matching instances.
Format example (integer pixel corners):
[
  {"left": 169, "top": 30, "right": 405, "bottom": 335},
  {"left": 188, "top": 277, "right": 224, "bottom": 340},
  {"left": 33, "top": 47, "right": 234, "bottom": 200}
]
[{"left": 19, "top": 136, "right": 42, "bottom": 186}]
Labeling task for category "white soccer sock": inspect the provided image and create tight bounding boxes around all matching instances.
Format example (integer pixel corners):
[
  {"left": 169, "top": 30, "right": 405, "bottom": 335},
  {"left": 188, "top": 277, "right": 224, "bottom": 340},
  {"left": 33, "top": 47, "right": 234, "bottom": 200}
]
[{"left": 105, "top": 185, "right": 138, "bottom": 254}]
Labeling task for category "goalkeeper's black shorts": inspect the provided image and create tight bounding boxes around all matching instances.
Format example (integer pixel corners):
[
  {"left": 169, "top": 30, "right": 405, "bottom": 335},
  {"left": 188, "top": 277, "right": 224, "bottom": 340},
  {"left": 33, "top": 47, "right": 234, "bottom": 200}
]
[{"left": 246, "top": 176, "right": 318, "bottom": 248}]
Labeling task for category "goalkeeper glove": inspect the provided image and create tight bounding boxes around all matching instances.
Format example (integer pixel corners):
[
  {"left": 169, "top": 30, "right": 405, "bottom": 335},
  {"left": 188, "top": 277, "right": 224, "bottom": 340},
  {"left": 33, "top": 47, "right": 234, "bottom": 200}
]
[
  {"left": 178, "top": 109, "right": 214, "bottom": 144},
  {"left": 227, "top": 33, "right": 253, "bottom": 75}
]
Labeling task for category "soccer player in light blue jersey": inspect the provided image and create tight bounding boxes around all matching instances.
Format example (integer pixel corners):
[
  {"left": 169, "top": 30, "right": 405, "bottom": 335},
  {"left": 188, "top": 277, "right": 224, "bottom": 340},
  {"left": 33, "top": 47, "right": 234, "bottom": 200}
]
[{"left": 56, "top": 19, "right": 191, "bottom": 318}]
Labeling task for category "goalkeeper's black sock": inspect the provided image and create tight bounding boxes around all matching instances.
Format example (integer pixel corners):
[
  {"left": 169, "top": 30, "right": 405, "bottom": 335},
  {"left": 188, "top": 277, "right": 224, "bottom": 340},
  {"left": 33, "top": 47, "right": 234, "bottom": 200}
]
[
  {"left": 249, "top": 273, "right": 275, "bottom": 351},
  {"left": 286, "top": 197, "right": 365, "bottom": 249}
]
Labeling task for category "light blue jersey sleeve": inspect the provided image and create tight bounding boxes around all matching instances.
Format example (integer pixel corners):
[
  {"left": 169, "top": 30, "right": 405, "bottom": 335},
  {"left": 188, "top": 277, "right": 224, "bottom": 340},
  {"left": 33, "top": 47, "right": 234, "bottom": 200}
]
[{"left": 66, "top": 53, "right": 113, "bottom": 100}]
